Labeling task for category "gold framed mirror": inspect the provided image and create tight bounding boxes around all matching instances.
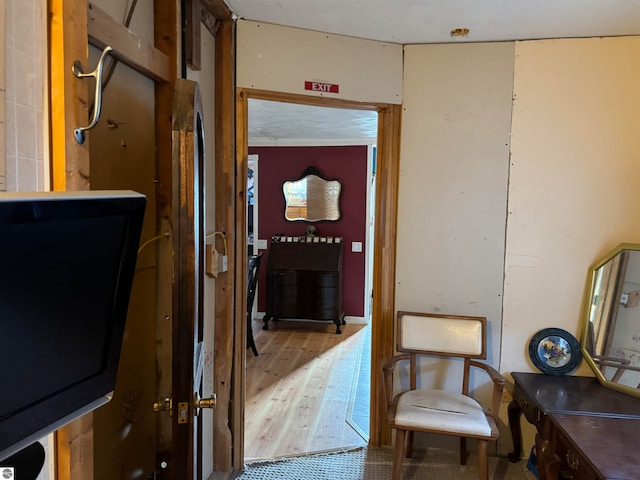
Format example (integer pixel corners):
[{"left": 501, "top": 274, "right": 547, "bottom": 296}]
[
  {"left": 283, "top": 166, "right": 342, "bottom": 222},
  {"left": 581, "top": 243, "right": 640, "bottom": 398}
]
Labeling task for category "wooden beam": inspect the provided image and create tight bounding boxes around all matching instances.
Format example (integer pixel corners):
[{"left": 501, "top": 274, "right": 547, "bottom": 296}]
[
  {"left": 201, "top": 8, "right": 219, "bottom": 39},
  {"left": 154, "top": 0, "right": 178, "bottom": 476},
  {"left": 88, "top": 2, "right": 170, "bottom": 83},
  {"left": 370, "top": 103, "right": 401, "bottom": 447},
  {"left": 214, "top": 19, "right": 236, "bottom": 473},
  {"left": 49, "top": 0, "right": 90, "bottom": 192},
  {"left": 200, "top": 0, "right": 233, "bottom": 19},
  {"left": 185, "top": 0, "right": 201, "bottom": 70}
]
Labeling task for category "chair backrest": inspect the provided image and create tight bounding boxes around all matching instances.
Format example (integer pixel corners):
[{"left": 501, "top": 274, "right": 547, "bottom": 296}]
[
  {"left": 247, "top": 254, "right": 262, "bottom": 312},
  {"left": 397, "top": 311, "right": 486, "bottom": 360}
]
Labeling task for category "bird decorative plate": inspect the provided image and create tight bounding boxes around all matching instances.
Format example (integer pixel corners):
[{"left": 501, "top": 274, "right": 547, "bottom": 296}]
[{"left": 528, "top": 328, "right": 581, "bottom": 375}]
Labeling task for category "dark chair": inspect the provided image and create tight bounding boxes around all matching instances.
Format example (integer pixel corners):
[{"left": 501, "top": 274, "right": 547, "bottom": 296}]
[{"left": 247, "top": 254, "right": 263, "bottom": 356}]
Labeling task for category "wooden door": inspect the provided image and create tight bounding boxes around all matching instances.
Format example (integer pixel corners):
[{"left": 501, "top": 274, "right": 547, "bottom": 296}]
[{"left": 166, "top": 79, "right": 210, "bottom": 480}]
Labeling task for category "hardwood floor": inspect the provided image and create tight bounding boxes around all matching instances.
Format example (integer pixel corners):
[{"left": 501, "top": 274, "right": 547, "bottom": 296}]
[{"left": 244, "top": 317, "right": 369, "bottom": 461}]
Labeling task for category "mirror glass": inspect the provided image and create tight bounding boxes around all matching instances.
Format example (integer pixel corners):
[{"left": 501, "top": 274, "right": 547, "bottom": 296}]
[
  {"left": 582, "top": 243, "right": 640, "bottom": 398},
  {"left": 283, "top": 167, "right": 341, "bottom": 222}
]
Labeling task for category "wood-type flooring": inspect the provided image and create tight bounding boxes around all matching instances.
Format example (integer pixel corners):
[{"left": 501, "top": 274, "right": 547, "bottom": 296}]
[{"left": 244, "top": 318, "right": 368, "bottom": 461}]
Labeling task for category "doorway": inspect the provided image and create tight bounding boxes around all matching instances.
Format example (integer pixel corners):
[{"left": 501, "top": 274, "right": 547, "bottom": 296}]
[
  {"left": 244, "top": 99, "right": 377, "bottom": 461},
  {"left": 234, "top": 88, "right": 401, "bottom": 468}
]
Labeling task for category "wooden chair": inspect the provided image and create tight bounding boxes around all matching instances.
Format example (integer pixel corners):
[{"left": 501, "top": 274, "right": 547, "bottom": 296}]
[
  {"left": 247, "top": 254, "right": 262, "bottom": 356},
  {"left": 383, "top": 311, "right": 506, "bottom": 480}
]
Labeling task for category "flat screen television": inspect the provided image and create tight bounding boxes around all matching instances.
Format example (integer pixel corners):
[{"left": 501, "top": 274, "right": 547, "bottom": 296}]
[{"left": 0, "top": 190, "right": 146, "bottom": 462}]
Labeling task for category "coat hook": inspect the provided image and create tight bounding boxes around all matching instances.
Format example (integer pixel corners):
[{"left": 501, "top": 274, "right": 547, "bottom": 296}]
[{"left": 72, "top": 46, "right": 113, "bottom": 144}]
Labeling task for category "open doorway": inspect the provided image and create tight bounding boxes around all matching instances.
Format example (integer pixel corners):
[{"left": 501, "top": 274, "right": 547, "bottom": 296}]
[
  {"left": 233, "top": 88, "right": 400, "bottom": 470},
  {"left": 243, "top": 99, "right": 377, "bottom": 461}
]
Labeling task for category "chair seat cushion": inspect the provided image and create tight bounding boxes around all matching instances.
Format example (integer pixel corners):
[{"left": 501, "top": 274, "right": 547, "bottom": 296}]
[{"left": 393, "top": 389, "right": 493, "bottom": 437}]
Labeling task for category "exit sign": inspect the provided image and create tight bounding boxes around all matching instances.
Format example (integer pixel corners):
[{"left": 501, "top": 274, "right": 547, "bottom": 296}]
[{"left": 305, "top": 81, "right": 339, "bottom": 93}]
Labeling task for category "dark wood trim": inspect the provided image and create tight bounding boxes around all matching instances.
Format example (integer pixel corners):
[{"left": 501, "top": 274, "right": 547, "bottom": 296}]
[
  {"left": 213, "top": 19, "right": 236, "bottom": 473},
  {"left": 233, "top": 88, "right": 400, "bottom": 458}
]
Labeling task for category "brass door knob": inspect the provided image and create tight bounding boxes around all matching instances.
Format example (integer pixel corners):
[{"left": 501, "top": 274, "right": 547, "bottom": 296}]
[
  {"left": 193, "top": 393, "right": 216, "bottom": 415},
  {"left": 198, "top": 395, "right": 216, "bottom": 409},
  {"left": 153, "top": 396, "right": 172, "bottom": 413}
]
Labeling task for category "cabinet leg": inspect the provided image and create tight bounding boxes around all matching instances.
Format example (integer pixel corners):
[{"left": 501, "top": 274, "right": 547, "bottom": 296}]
[
  {"left": 334, "top": 320, "right": 342, "bottom": 334},
  {"left": 262, "top": 315, "right": 270, "bottom": 331}
]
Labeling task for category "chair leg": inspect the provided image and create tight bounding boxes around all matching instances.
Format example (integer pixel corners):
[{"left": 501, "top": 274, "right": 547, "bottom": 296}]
[
  {"left": 460, "top": 437, "right": 467, "bottom": 465},
  {"left": 392, "top": 429, "right": 406, "bottom": 480},
  {"left": 477, "top": 440, "right": 488, "bottom": 480},
  {"left": 405, "top": 431, "right": 414, "bottom": 458},
  {"left": 247, "top": 313, "right": 258, "bottom": 356}
]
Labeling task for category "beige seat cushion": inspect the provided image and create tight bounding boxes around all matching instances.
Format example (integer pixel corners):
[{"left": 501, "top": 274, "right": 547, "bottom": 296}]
[{"left": 393, "top": 389, "right": 492, "bottom": 437}]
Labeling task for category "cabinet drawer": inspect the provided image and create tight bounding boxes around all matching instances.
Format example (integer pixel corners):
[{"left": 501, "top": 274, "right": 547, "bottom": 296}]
[
  {"left": 270, "top": 271, "right": 338, "bottom": 288},
  {"left": 514, "top": 383, "right": 544, "bottom": 429},
  {"left": 554, "top": 430, "right": 598, "bottom": 480},
  {"left": 276, "top": 291, "right": 338, "bottom": 308}
]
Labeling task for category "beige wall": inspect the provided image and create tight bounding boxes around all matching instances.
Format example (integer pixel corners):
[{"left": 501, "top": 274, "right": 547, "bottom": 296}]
[
  {"left": 504, "top": 36, "right": 640, "bottom": 376},
  {"left": 237, "top": 20, "right": 403, "bottom": 104},
  {"left": 398, "top": 42, "right": 514, "bottom": 453}
]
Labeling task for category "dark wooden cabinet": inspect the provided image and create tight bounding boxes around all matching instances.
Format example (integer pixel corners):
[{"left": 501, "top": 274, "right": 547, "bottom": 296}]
[
  {"left": 508, "top": 372, "right": 640, "bottom": 479},
  {"left": 263, "top": 239, "right": 345, "bottom": 333}
]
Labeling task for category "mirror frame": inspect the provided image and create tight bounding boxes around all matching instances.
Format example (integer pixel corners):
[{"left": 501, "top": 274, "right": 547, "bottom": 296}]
[
  {"left": 580, "top": 242, "right": 640, "bottom": 398},
  {"left": 282, "top": 166, "right": 342, "bottom": 223}
]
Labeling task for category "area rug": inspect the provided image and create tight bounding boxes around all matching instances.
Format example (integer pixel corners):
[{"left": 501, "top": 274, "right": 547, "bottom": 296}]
[{"left": 232, "top": 447, "right": 537, "bottom": 480}]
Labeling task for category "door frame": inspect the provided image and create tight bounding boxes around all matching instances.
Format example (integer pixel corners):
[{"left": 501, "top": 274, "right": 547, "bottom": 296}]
[{"left": 232, "top": 87, "right": 401, "bottom": 468}]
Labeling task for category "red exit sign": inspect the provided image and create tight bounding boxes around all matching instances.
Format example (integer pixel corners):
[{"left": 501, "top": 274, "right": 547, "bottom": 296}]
[{"left": 305, "top": 81, "right": 339, "bottom": 93}]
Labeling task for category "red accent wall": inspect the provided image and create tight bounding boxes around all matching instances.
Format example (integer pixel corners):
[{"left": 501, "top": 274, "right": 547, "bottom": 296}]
[{"left": 250, "top": 145, "right": 368, "bottom": 317}]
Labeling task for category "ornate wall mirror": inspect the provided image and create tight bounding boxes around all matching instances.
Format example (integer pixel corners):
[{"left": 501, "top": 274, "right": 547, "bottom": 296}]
[
  {"left": 283, "top": 166, "right": 342, "bottom": 222},
  {"left": 581, "top": 243, "right": 640, "bottom": 398}
]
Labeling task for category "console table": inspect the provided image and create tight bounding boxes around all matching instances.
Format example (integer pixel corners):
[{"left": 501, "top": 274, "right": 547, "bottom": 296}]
[
  {"left": 508, "top": 372, "right": 640, "bottom": 479},
  {"left": 263, "top": 239, "right": 345, "bottom": 333}
]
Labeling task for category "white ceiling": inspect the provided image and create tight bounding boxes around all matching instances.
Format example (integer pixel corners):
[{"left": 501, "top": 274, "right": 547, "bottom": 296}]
[
  {"left": 248, "top": 100, "right": 378, "bottom": 145},
  {"left": 225, "top": 0, "right": 640, "bottom": 45},
  {"left": 238, "top": 0, "right": 640, "bottom": 143}
]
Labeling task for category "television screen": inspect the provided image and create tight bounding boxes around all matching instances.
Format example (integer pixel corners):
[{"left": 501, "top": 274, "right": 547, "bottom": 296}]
[{"left": 0, "top": 190, "right": 146, "bottom": 462}]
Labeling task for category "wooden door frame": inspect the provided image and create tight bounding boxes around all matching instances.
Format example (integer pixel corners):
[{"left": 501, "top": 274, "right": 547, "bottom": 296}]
[{"left": 232, "top": 88, "right": 401, "bottom": 469}]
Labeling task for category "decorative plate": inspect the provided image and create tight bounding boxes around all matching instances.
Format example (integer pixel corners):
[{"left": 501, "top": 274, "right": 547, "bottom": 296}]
[{"left": 528, "top": 328, "right": 582, "bottom": 375}]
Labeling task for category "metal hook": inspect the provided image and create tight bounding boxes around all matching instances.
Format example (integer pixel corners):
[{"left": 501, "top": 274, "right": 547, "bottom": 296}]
[{"left": 72, "top": 45, "right": 113, "bottom": 144}]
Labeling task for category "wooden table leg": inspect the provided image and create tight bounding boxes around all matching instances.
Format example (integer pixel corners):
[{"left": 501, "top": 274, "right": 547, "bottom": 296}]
[{"left": 508, "top": 399, "right": 523, "bottom": 462}]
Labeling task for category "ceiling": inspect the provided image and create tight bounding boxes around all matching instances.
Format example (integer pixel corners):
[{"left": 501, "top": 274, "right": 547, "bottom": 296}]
[
  {"left": 248, "top": 100, "right": 379, "bottom": 145},
  {"left": 236, "top": 0, "right": 640, "bottom": 143}
]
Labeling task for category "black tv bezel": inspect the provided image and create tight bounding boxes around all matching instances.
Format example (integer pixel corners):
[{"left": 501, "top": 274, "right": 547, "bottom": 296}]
[{"left": 0, "top": 190, "right": 146, "bottom": 462}]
